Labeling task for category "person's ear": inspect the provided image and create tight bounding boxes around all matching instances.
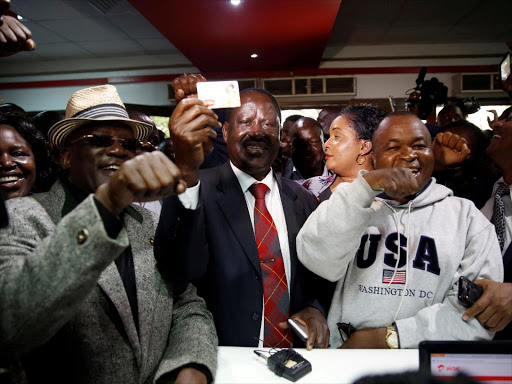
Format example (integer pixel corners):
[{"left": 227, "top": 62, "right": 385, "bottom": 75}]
[
  {"left": 370, "top": 150, "right": 376, "bottom": 168},
  {"left": 360, "top": 140, "right": 373, "bottom": 156},
  {"left": 59, "top": 148, "right": 72, "bottom": 170},
  {"left": 222, "top": 122, "right": 229, "bottom": 142}
]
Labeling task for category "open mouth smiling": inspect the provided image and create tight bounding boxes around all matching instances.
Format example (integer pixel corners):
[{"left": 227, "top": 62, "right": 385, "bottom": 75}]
[{"left": 0, "top": 175, "right": 24, "bottom": 185}]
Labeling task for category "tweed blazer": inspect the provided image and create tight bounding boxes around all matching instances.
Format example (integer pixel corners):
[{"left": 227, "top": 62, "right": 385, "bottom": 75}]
[{"left": 0, "top": 181, "right": 217, "bottom": 383}]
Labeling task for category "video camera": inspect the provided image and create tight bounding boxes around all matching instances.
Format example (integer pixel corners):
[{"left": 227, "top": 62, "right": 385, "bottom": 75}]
[
  {"left": 406, "top": 67, "right": 448, "bottom": 120},
  {"left": 456, "top": 97, "right": 480, "bottom": 116}
]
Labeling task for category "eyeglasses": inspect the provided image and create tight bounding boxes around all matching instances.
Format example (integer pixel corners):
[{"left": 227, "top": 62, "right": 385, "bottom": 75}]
[{"left": 69, "top": 134, "right": 139, "bottom": 152}]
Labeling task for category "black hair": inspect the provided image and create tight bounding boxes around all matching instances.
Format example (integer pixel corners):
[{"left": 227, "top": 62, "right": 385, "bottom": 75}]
[
  {"left": 0, "top": 103, "right": 25, "bottom": 115},
  {"left": 284, "top": 114, "right": 303, "bottom": 124},
  {"left": 0, "top": 112, "right": 60, "bottom": 192},
  {"left": 224, "top": 88, "right": 282, "bottom": 123},
  {"left": 32, "top": 110, "right": 64, "bottom": 138},
  {"left": 338, "top": 105, "right": 387, "bottom": 141},
  {"left": 498, "top": 106, "right": 512, "bottom": 121},
  {"left": 438, "top": 104, "right": 462, "bottom": 116}
]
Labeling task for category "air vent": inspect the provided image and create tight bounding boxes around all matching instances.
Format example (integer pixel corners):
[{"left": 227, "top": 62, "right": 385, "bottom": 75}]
[
  {"left": 460, "top": 73, "right": 501, "bottom": 92},
  {"left": 263, "top": 76, "right": 356, "bottom": 96},
  {"left": 264, "top": 79, "right": 293, "bottom": 95},
  {"left": 238, "top": 79, "right": 257, "bottom": 91},
  {"left": 167, "top": 77, "right": 356, "bottom": 103},
  {"left": 88, "top": 0, "right": 124, "bottom": 15}
]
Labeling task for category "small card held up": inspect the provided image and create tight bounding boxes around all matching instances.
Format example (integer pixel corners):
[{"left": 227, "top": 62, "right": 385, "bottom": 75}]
[{"left": 197, "top": 80, "right": 241, "bottom": 109}]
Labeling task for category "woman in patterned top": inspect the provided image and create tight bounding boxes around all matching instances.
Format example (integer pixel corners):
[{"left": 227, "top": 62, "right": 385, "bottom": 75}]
[{"left": 301, "top": 106, "right": 387, "bottom": 202}]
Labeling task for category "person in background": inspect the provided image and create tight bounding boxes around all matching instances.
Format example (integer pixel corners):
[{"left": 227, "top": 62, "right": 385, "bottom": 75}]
[
  {"left": 277, "top": 114, "right": 302, "bottom": 177},
  {"left": 128, "top": 111, "right": 161, "bottom": 155},
  {"left": 297, "top": 112, "right": 502, "bottom": 349},
  {"left": 317, "top": 106, "right": 342, "bottom": 141},
  {"left": 434, "top": 120, "right": 499, "bottom": 209},
  {"left": 0, "top": 112, "right": 57, "bottom": 198},
  {"left": 32, "top": 110, "right": 64, "bottom": 139},
  {"left": 300, "top": 106, "right": 386, "bottom": 200},
  {"left": 288, "top": 117, "right": 332, "bottom": 191},
  {"left": 467, "top": 107, "right": 512, "bottom": 340},
  {"left": 437, "top": 104, "right": 464, "bottom": 127}
]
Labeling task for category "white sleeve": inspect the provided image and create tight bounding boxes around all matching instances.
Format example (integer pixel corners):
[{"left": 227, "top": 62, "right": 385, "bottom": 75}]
[
  {"left": 396, "top": 217, "right": 504, "bottom": 348},
  {"left": 177, "top": 181, "right": 200, "bottom": 210},
  {"left": 297, "top": 173, "right": 380, "bottom": 282}
]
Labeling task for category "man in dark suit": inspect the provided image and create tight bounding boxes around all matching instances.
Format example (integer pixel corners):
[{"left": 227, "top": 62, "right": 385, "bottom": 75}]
[
  {"left": 156, "top": 84, "right": 330, "bottom": 349},
  {"left": 465, "top": 108, "right": 512, "bottom": 340}
]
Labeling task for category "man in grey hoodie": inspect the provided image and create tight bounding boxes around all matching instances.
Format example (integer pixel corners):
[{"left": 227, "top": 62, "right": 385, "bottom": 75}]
[{"left": 297, "top": 111, "right": 504, "bottom": 349}]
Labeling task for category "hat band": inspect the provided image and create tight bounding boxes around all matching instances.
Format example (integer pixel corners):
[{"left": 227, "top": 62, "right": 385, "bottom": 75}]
[{"left": 72, "top": 103, "right": 129, "bottom": 119}]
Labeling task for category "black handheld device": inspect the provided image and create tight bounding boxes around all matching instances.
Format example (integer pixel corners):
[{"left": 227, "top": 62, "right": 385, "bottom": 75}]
[
  {"left": 254, "top": 349, "right": 312, "bottom": 382},
  {"left": 458, "top": 276, "right": 483, "bottom": 308}
]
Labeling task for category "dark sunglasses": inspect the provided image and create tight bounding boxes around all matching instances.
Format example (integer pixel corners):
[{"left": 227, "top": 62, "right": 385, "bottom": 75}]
[{"left": 69, "top": 134, "right": 139, "bottom": 152}]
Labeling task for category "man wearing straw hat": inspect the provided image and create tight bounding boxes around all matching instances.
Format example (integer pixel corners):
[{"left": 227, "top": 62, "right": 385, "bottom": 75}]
[{"left": 0, "top": 84, "right": 219, "bottom": 383}]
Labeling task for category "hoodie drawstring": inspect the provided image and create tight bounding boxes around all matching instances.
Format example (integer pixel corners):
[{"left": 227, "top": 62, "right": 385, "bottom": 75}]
[{"left": 381, "top": 200, "right": 414, "bottom": 322}]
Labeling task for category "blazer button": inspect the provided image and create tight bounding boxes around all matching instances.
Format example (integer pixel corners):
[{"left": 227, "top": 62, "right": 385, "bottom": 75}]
[
  {"left": 148, "top": 237, "right": 154, "bottom": 246},
  {"left": 77, "top": 229, "right": 89, "bottom": 244},
  {"left": 252, "top": 313, "right": 259, "bottom": 321}
]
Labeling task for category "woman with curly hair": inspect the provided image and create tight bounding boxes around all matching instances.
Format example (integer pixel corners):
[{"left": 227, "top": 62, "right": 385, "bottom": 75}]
[
  {"left": 0, "top": 112, "right": 58, "bottom": 199},
  {"left": 301, "top": 105, "right": 387, "bottom": 201}
]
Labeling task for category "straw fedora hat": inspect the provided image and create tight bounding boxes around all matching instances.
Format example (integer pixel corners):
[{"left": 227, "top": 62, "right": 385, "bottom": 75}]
[{"left": 48, "top": 84, "right": 152, "bottom": 149}]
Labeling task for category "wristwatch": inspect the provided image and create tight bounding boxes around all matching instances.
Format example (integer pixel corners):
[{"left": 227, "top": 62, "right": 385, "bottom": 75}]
[{"left": 385, "top": 325, "right": 398, "bottom": 349}]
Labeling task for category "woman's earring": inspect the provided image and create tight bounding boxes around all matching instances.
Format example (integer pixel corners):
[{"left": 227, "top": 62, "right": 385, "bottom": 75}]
[{"left": 356, "top": 154, "right": 366, "bottom": 166}]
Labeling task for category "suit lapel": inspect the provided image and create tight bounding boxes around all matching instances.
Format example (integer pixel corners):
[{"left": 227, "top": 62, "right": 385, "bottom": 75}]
[
  {"left": 277, "top": 177, "right": 300, "bottom": 290},
  {"left": 44, "top": 181, "right": 145, "bottom": 368},
  {"left": 124, "top": 211, "right": 169, "bottom": 375},
  {"left": 216, "top": 163, "right": 260, "bottom": 274},
  {"left": 97, "top": 258, "right": 142, "bottom": 367}
]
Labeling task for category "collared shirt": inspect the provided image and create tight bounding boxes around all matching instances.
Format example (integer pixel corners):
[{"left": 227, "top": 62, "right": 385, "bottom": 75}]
[
  {"left": 290, "top": 164, "right": 331, "bottom": 182},
  {"left": 481, "top": 177, "right": 512, "bottom": 256},
  {"left": 133, "top": 200, "right": 162, "bottom": 216}
]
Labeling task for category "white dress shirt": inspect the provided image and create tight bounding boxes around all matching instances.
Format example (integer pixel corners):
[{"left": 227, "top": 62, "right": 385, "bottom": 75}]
[{"left": 481, "top": 177, "right": 512, "bottom": 256}]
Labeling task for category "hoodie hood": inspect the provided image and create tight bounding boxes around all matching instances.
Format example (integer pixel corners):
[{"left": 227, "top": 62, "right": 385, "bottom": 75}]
[{"left": 376, "top": 177, "right": 453, "bottom": 209}]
